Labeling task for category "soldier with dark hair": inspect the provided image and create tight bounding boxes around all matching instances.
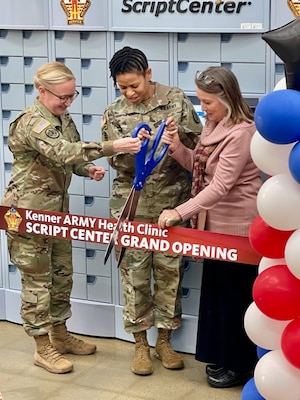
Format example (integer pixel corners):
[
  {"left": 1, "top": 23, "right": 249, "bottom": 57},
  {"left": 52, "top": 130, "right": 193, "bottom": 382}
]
[
  {"left": 102, "top": 46, "right": 202, "bottom": 375},
  {"left": 2, "top": 61, "right": 142, "bottom": 374}
]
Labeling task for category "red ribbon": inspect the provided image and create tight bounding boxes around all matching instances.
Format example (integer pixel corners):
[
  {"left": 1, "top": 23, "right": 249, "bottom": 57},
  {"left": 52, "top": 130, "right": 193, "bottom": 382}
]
[{"left": 0, "top": 206, "right": 260, "bottom": 265}]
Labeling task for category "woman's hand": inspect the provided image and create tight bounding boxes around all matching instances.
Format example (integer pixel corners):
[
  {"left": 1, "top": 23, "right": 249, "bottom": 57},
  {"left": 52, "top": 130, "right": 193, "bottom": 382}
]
[
  {"left": 112, "top": 137, "right": 142, "bottom": 153},
  {"left": 164, "top": 117, "right": 181, "bottom": 152},
  {"left": 158, "top": 209, "right": 182, "bottom": 229},
  {"left": 88, "top": 166, "right": 106, "bottom": 181}
]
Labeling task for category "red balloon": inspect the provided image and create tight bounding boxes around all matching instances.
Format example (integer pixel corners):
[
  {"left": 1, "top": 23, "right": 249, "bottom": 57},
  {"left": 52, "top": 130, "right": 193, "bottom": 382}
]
[
  {"left": 253, "top": 264, "right": 300, "bottom": 320},
  {"left": 281, "top": 317, "right": 300, "bottom": 369},
  {"left": 249, "top": 216, "right": 294, "bottom": 258}
]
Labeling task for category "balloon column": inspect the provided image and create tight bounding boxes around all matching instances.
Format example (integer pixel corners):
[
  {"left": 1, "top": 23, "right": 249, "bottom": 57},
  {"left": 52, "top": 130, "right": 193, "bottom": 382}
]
[{"left": 243, "top": 17, "right": 300, "bottom": 400}]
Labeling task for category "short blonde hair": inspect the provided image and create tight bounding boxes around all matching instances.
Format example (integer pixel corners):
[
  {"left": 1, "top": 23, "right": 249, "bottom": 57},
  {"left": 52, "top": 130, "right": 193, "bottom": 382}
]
[{"left": 34, "top": 61, "right": 75, "bottom": 89}]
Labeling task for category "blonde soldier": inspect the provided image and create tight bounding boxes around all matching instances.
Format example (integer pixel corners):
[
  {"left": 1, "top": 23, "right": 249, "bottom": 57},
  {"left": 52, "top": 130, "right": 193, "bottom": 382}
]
[
  {"left": 102, "top": 47, "right": 202, "bottom": 375},
  {"left": 2, "top": 61, "right": 142, "bottom": 374}
]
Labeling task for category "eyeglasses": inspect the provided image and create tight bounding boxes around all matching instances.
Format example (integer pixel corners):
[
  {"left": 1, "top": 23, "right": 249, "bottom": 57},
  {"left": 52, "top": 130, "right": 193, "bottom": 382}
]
[
  {"left": 195, "top": 71, "right": 215, "bottom": 85},
  {"left": 45, "top": 88, "right": 79, "bottom": 103}
]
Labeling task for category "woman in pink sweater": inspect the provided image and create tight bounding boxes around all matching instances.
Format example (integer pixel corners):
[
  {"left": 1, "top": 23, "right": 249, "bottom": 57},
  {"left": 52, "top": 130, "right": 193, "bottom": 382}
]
[{"left": 158, "top": 66, "right": 262, "bottom": 388}]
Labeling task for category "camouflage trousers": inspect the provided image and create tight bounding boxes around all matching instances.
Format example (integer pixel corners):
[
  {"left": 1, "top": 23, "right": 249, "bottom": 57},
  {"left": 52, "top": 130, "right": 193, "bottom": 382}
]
[
  {"left": 7, "top": 232, "right": 73, "bottom": 337},
  {"left": 118, "top": 246, "right": 184, "bottom": 333}
]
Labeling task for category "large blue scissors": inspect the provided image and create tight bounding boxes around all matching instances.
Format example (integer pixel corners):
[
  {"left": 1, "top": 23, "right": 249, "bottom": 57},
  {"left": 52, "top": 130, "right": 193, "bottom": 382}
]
[{"left": 104, "top": 120, "right": 169, "bottom": 267}]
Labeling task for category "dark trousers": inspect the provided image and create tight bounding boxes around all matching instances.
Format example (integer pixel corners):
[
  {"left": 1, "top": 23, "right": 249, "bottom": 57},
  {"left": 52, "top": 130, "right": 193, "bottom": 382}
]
[{"left": 195, "top": 258, "right": 258, "bottom": 372}]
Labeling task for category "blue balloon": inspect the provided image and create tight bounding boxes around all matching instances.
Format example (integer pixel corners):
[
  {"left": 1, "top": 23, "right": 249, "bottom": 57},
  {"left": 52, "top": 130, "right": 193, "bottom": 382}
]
[
  {"left": 289, "top": 141, "right": 300, "bottom": 183},
  {"left": 256, "top": 346, "right": 270, "bottom": 359},
  {"left": 254, "top": 89, "right": 300, "bottom": 144},
  {"left": 241, "top": 378, "right": 265, "bottom": 400}
]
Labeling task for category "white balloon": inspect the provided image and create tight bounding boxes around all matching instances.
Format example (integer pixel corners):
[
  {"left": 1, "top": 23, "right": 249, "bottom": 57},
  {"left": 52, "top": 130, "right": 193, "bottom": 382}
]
[
  {"left": 257, "top": 174, "right": 300, "bottom": 230},
  {"left": 250, "top": 131, "right": 294, "bottom": 176},
  {"left": 273, "top": 77, "right": 287, "bottom": 91},
  {"left": 244, "top": 302, "right": 290, "bottom": 350},
  {"left": 285, "top": 229, "right": 300, "bottom": 279},
  {"left": 259, "top": 257, "right": 286, "bottom": 274},
  {"left": 254, "top": 350, "right": 300, "bottom": 400}
]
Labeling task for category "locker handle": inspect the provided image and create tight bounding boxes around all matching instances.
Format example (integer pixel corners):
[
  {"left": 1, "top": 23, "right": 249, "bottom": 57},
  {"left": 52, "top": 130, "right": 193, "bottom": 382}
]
[
  {"left": 86, "top": 249, "right": 96, "bottom": 258},
  {"left": 2, "top": 110, "right": 11, "bottom": 119},
  {"left": 9, "top": 264, "right": 17, "bottom": 273},
  {"left": 85, "top": 196, "right": 94, "bottom": 205},
  {"left": 0, "top": 57, "right": 8, "bottom": 66},
  {"left": 1, "top": 84, "right": 9, "bottom": 93},
  {"left": 182, "top": 288, "right": 190, "bottom": 297},
  {"left": 82, "top": 87, "right": 92, "bottom": 96},
  {"left": 178, "top": 62, "right": 188, "bottom": 73},
  {"left": 24, "top": 57, "right": 33, "bottom": 66},
  {"left": 83, "top": 115, "right": 92, "bottom": 124},
  {"left": 221, "top": 34, "right": 232, "bottom": 43},
  {"left": 82, "top": 59, "right": 91, "bottom": 68},
  {"left": 87, "top": 275, "right": 96, "bottom": 284}
]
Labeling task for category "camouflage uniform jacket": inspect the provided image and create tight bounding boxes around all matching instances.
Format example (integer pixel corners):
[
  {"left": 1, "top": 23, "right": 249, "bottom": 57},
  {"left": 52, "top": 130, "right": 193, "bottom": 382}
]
[
  {"left": 2, "top": 99, "right": 115, "bottom": 212},
  {"left": 102, "top": 82, "right": 202, "bottom": 218}
]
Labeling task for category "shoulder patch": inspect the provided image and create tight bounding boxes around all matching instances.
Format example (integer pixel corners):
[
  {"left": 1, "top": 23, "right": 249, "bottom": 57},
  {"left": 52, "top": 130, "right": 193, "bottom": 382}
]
[
  {"left": 192, "top": 109, "right": 201, "bottom": 123},
  {"left": 45, "top": 128, "right": 60, "bottom": 139},
  {"left": 32, "top": 118, "right": 51, "bottom": 134}
]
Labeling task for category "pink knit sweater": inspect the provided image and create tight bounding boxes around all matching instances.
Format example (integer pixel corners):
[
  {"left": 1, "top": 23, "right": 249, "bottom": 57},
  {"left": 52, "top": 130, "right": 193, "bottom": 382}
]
[{"left": 173, "top": 118, "right": 262, "bottom": 237}]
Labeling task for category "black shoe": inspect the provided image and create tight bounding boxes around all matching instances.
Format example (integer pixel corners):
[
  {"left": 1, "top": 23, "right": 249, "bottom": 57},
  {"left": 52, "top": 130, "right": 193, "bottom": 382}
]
[
  {"left": 205, "top": 364, "right": 226, "bottom": 377},
  {"left": 207, "top": 369, "right": 252, "bottom": 388}
]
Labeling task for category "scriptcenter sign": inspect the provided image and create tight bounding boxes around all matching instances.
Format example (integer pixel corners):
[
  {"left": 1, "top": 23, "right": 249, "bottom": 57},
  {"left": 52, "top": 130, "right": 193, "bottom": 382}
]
[{"left": 109, "top": 0, "right": 269, "bottom": 32}]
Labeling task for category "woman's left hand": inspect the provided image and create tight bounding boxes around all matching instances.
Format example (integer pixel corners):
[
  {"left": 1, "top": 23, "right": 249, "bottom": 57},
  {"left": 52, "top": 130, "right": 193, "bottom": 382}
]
[{"left": 158, "top": 209, "right": 182, "bottom": 229}]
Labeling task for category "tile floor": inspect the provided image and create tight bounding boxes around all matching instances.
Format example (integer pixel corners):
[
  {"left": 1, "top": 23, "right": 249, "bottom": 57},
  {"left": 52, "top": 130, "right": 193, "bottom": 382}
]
[{"left": 0, "top": 321, "right": 243, "bottom": 400}]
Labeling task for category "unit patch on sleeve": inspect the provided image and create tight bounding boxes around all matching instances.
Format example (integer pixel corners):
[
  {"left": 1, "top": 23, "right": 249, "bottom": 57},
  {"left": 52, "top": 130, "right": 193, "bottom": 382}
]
[
  {"left": 32, "top": 118, "right": 51, "bottom": 134},
  {"left": 45, "top": 128, "right": 60, "bottom": 139},
  {"left": 192, "top": 109, "right": 201, "bottom": 123}
]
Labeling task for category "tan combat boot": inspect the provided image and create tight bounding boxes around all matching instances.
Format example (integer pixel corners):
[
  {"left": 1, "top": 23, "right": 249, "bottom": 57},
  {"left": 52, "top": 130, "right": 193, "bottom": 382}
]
[
  {"left": 34, "top": 334, "right": 73, "bottom": 374},
  {"left": 131, "top": 331, "right": 153, "bottom": 375},
  {"left": 50, "top": 323, "right": 96, "bottom": 355},
  {"left": 154, "top": 328, "right": 184, "bottom": 369}
]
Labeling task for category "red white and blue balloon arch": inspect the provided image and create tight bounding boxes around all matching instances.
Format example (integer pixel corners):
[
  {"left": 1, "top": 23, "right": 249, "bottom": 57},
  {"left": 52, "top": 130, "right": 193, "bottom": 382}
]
[{"left": 242, "top": 17, "right": 300, "bottom": 400}]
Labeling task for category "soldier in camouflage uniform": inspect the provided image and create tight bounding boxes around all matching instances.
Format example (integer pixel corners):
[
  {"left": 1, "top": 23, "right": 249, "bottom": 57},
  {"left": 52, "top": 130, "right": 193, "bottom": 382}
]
[
  {"left": 102, "top": 47, "right": 202, "bottom": 375},
  {"left": 1, "top": 61, "right": 142, "bottom": 374}
]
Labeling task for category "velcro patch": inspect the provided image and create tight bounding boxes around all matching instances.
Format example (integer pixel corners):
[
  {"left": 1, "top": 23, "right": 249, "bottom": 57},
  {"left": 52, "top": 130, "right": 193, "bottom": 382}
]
[
  {"left": 192, "top": 109, "right": 201, "bottom": 123},
  {"left": 32, "top": 118, "right": 51, "bottom": 134},
  {"left": 46, "top": 128, "right": 60, "bottom": 139}
]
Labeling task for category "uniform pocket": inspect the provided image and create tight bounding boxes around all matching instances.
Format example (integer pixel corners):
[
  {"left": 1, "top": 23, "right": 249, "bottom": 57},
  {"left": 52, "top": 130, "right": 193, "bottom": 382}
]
[{"left": 8, "top": 233, "right": 50, "bottom": 274}]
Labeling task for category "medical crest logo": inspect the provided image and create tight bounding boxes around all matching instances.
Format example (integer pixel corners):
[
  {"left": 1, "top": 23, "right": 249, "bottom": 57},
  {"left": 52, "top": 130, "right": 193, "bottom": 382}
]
[
  {"left": 4, "top": 208, "right": 22, "bottom": 232},
  {"left": 60, "top": 0, "right": 91, "bottom": 25},
  {"left": 288, "top": 0, "right": 300, "bottom": 17}
]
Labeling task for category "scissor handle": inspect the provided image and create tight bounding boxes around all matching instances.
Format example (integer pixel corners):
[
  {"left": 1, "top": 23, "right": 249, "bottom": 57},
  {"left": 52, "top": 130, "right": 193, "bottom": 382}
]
[
  {"left": 145, "top": 120, "right": 169, "bottom": 176},
  {"left": 132, "top": 121, "right": 169, "bottom": 190},
  {"left": 132, "top": 123, "right": 151, "bottom": 191}
]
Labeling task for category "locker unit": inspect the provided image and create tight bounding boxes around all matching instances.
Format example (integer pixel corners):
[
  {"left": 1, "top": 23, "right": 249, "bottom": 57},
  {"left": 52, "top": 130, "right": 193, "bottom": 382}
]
[
  {"left": 113, "top": 31, "right": 172, "bottom": 87},
  {"left": 178, "top": 32, "right": 267, "bottom": 101}
]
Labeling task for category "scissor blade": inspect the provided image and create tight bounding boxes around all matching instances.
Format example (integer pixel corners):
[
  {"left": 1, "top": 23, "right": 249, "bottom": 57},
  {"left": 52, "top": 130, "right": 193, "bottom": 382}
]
[
  {"left": 104, "top": 240, "right": 115, "bottom": 265},
  {"left": 116, "top": 189, "right": 141, "bottom": 268},
  {"left": 116, "top": 247, "right": 126, "bottom": 268},
  {"left": 104, "top": 186, "right": 136, "bottom": 265}
]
